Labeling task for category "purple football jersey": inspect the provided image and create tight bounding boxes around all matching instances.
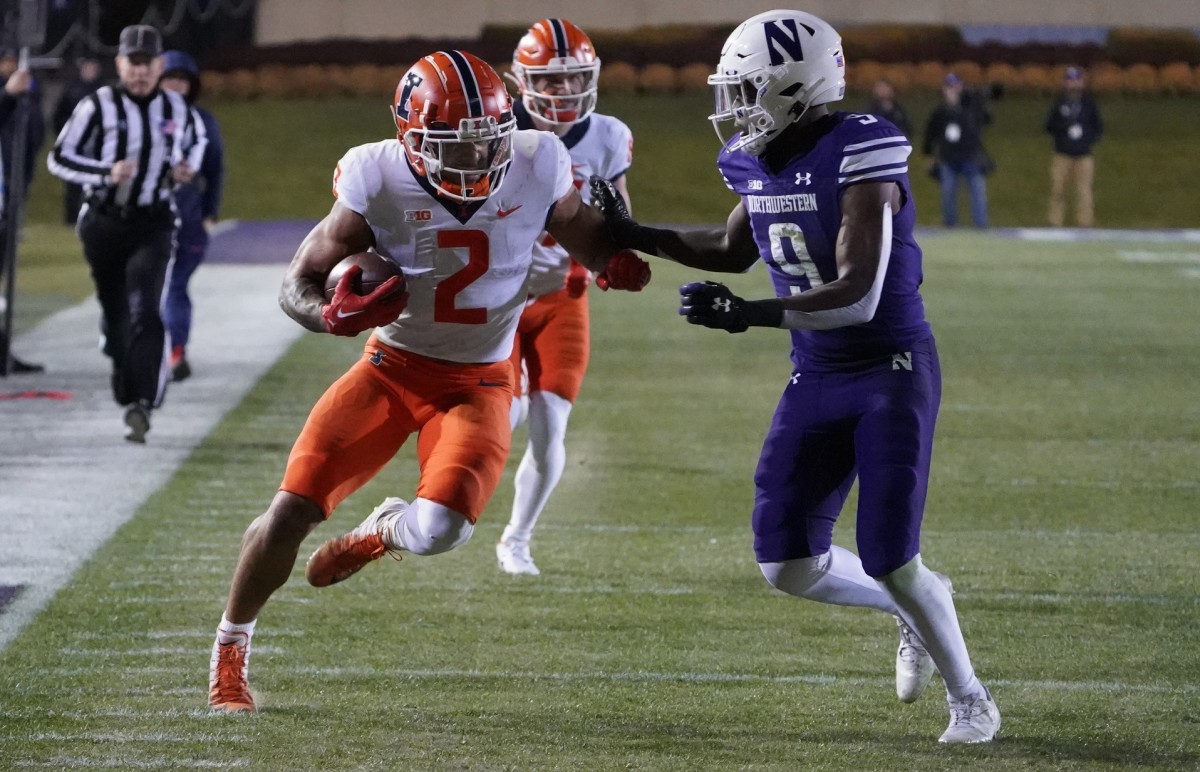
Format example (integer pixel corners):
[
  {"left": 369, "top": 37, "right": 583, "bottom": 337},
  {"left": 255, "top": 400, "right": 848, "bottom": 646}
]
[{"left": 717, "top": 112, "right": 931, "bottom": 370}]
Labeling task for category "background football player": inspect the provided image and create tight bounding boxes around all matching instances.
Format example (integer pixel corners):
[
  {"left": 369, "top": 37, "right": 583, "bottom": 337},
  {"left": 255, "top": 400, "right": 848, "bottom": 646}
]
[
  {"left": 590, "top": 10, "right": 1000, "bottom": 744},
  {"left": 207, "top": 50, "right": 650, "bottom": 713},
  {"left": 494, "top": 18, "right": 637, "bottom": 576}
]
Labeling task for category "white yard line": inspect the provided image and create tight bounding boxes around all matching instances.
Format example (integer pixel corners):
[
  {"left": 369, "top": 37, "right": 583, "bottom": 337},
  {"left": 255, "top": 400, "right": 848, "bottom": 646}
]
[{"left": 0, "top": 265, "right": 304, "bottom": 653}]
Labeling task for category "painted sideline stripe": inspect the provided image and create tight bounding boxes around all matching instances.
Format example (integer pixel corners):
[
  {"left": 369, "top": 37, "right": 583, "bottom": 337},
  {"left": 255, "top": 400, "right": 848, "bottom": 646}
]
[
  {"left": 998, "top": 228, "right": 1200, "bottom": 243},
  {"left": 0, "top": 265, "right": 305, "bottom": 653}
]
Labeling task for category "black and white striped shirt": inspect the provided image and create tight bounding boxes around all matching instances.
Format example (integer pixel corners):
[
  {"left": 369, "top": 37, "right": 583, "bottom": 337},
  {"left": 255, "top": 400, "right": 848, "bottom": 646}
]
[{"left": 48, "top": 85, "right": 207, "bottom": 210}]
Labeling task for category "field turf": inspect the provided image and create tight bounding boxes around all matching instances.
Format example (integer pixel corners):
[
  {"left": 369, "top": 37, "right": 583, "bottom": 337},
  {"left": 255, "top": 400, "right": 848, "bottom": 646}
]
[{"left": 1, "top": 229, "right": 1197, "bottom": 770}]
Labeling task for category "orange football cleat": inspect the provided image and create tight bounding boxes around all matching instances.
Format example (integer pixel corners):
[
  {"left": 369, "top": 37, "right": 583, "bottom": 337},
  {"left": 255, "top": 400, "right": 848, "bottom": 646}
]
[
  {"left": 209, "top": 641, "right": 256, "bottom": 714},
  {"left": 305, "top": 532, "right": 390, "bottom": 587},
  {"left": 306, "top": 498, "right": 407, "bottom": 587}
]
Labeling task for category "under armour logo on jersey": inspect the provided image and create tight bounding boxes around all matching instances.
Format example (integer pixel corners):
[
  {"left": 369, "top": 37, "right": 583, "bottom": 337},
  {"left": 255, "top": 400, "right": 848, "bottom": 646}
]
[
  {"left": 369, "top": 350, "right": 385, "bottom": 367},
  {"left": 892, "top": 352, "right": 913, "bottom": 371},
  {"left": 795, "top": 172, "right": 812, "bottom": 186},
  {"left": 789, "top": 373, "right": 801, "bottom": 385},
  {"left": 713, "top": 298, "right": 732, "bottom": 312}
]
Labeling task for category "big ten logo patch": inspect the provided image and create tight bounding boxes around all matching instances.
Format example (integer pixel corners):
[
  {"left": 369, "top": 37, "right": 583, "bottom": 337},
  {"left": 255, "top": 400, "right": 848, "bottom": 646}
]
[{"left": 405, "top": 210, "right": 433, "bottom": 222}]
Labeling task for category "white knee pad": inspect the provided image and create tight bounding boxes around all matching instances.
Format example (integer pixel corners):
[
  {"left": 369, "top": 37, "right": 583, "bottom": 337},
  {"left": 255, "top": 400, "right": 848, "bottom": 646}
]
[
  {"left": 760, "top": 554, "right": 830, "bottom": 597},
  {"left": 396, "top": 497, "right": 474, "bottom": 556},
  {"left": 878, "top": 554, "right": 925, "bottom": 595},
  {"left": 760, "top": 548, "right": 898, "bottom": 613}
]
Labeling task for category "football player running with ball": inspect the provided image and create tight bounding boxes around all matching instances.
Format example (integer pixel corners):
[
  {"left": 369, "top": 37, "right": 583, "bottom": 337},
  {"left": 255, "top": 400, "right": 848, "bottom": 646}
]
[
  {"left": 590, "top": 11, "right": 999, "bottom": 744},
  {"left": 207, "top": 50, "right": 650, "bottom": 714},
  {"left": 494, "top": 19, "right": 638, "bottom": 576}
]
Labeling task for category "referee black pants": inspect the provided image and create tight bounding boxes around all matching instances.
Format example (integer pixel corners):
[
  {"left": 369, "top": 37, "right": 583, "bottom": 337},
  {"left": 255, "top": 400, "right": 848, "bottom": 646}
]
[{"left": 78, "top": 208, "right": 175, "bottom": 409}]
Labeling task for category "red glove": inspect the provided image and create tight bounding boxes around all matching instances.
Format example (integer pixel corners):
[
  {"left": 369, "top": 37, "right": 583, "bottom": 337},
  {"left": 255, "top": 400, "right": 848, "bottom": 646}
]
[
  {"left": 565, "top": 258, "right": 591, "bottom": 298},
  {"left": 321, "top": 265, "right": 408, "bottom": 337},
  {"left": 596, "top": 249, "right": 651, "bottom": 292}
]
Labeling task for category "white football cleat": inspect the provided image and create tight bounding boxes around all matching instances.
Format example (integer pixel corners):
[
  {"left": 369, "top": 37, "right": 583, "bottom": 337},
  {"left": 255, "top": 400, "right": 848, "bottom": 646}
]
[
  {"left": 894, "top": 571, "right": 954, "bottom": 703},
  {"left": 895, "top": 617, "right": 936, "bottom": 703},
  {"left": 939, "top": 688, "right": 1001, "bottom": 744},
  {"left": 496, "top": 539, "right": 540, "bottom": 576}
]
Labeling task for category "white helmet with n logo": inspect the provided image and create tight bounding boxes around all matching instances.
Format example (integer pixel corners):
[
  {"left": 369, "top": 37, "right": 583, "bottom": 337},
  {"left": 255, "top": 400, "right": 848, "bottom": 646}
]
[{"left": 708, "top": 10, "right": 846, "bottom": 155}]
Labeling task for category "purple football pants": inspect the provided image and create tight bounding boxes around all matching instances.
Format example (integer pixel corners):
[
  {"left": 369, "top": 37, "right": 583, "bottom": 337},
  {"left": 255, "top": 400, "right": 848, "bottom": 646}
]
[{"left": 752, "top": 337, "right": 941, "bottom": 577}]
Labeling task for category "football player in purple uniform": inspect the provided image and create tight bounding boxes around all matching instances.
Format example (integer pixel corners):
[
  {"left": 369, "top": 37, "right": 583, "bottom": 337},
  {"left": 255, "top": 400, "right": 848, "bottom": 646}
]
[{"left": 590, "top": 10, "right": 999, "bottom": 744}]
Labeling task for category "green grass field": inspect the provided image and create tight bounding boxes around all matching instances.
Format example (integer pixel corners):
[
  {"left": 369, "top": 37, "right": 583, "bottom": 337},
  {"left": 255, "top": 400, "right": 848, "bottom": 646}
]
[{"left": 2, "top": 230, "right": 1198, "bottom": 769}]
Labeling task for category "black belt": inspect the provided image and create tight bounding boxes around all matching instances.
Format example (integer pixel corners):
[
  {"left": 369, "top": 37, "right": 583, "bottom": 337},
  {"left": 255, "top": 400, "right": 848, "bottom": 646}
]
[{"left": 87, "top": 200, "right": 172, "bottom": 221}]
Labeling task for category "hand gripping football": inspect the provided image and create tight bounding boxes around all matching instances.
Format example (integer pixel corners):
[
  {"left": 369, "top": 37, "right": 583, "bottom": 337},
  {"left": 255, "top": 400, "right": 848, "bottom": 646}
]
[{"left": 323, "top": 251, "right": 406, "bottom": 302}]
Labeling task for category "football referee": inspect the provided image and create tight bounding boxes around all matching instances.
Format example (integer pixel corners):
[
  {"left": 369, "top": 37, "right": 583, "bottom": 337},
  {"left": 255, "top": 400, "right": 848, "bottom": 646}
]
[{"left": 48, "top": 25, "right": 207, "bottom": 442}]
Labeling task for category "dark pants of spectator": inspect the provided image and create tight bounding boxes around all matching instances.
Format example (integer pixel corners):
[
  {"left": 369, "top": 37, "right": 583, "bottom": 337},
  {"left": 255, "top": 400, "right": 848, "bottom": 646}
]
[
  {"left": 164, "top": 229, "right": 209, "bottom": 351},
  {"left": 78, "top": 206, "right": 174, "bottom": 408},
  {"left": 937, "top": 160, "right": 988, "bottom": 228}
]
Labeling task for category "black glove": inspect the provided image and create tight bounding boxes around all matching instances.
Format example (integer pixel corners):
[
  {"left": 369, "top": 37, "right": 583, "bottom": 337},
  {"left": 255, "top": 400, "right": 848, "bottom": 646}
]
[
  {"left": 588, "top": 175, "right": 661, "bottom": 256},
  {"left": 679, "top": 281, "right": 782, "bottom": 334}
]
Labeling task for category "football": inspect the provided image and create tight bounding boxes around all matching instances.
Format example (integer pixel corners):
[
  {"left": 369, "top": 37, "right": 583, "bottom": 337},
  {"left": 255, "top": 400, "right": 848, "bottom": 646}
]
[{"left": 323, "top": 251, "right": 406, "bottom": 302}]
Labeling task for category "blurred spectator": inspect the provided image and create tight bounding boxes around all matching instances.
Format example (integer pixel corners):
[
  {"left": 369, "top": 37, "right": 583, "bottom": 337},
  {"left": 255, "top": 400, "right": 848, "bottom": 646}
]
[
  {"left": 0, "top": 54, "right": 47, "bottom": 373},
  {"left": 865, "top": 78, "right": 911, "bottom": 137},
  {"left": 0, "top": 48, "right": 47, "bottom": 206},
  {"left": 157, "top": 50, "right": 225, "bottom": 382},
  {"left": 1045, "top": 66, "right": 1102, "bottom": 228},
  {"left": 52, "top": 57, "right": 104, "bottom": 225},
  {"left": 922, "top": 73, "right": 992, "bottom": 228}
]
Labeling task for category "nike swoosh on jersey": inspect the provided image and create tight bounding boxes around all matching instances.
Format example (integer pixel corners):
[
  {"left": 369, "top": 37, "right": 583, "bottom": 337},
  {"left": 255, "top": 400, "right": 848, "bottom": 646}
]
[
  {"left": 478, "top": 378, "right": 506, "bottom": 387},
  {"left": 497, "top": 205, "right": 523, "bottom": 218}
]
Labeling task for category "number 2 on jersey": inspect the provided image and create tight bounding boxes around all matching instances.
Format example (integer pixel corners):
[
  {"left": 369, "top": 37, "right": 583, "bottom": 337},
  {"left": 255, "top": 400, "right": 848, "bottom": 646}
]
[{"left": 434, "top": 230, "right": 489, "bottom": 324}]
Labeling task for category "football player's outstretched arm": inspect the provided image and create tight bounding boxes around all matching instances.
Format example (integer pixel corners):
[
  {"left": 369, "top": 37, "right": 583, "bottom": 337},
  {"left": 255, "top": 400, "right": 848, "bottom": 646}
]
[
  {"left": 280, "top": 202, "right": 375, "bottom": 332},
  {"left": 588, "top": 175, "right": 758, "bottom": 272},
  {"left": 544, "top": 186, "right": 622, "bottom": 273}
]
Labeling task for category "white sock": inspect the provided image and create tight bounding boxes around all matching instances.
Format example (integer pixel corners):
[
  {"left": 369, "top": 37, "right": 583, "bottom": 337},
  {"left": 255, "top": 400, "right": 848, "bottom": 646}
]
[
  {"left": 879, "top": 555, "right": 985, "bottom": 701},
  {"left": 216, "top": 614, "right": 255, "bottom": 647},
  {"left": 759, "top": 546, "right": 900, "bottom": 613},
  {"left": 501, "top": 391, "right": 572, "bottom": 544},
  {"left": 211, "top": 615, "right": 255, "bottom": 681}
]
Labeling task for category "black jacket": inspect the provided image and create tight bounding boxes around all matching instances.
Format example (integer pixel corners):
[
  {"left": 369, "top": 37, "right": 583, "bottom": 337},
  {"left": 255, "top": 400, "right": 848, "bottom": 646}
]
[
  {"left": 1045, "top": 93, "right": 1102, "bottom": 157},
  {"left": 923, "top": 91, "right": 991, "bottom": 166}
]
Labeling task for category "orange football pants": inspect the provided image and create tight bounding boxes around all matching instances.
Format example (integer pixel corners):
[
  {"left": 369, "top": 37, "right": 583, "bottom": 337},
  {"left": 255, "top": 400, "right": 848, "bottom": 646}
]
[
  {"left": 281, "top": 336, "right": 514, "bottom": 521},
  {"left": 509, "top": 288, "right": 590, "bottom": 402}
]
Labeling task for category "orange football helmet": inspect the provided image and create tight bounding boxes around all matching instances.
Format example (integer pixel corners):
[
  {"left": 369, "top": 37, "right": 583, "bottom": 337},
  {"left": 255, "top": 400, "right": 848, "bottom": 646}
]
[
  {"left": 510, "top": 18, "right": 600, "bottom": 126},
  {"left": 394, "top": 50, "right": 517, "bottom": 202}
]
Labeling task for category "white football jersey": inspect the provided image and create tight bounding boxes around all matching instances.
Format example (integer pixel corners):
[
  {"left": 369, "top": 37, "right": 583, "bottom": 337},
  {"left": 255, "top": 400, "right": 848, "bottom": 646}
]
[
  {"left": 333, "top": 130, "right": 574, "bottom": 363},
  {"left": 525, "top": 113, "right": 633, "bottom": 298}
]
